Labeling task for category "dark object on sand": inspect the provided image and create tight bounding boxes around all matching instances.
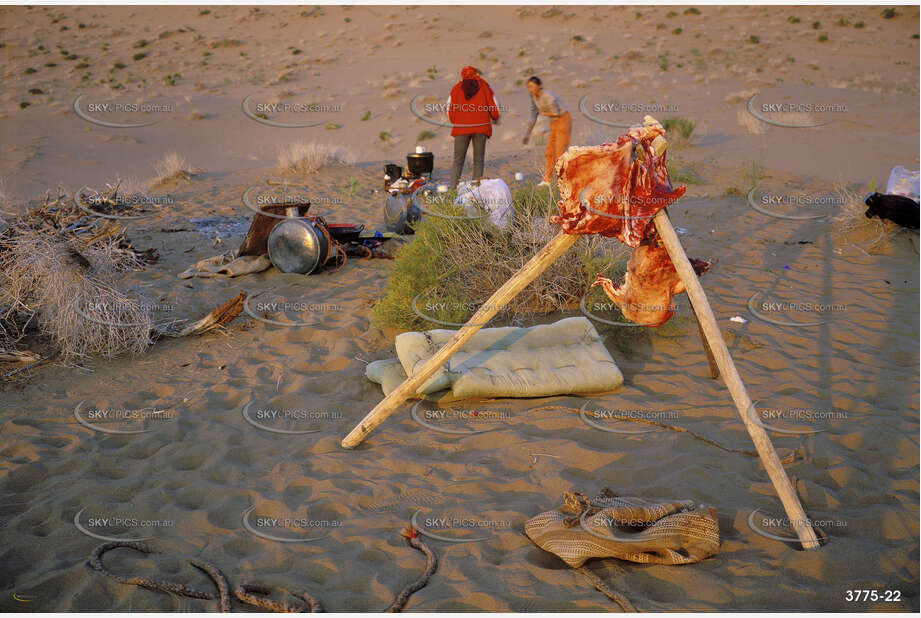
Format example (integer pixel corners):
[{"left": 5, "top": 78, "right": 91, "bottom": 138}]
[
  {"left": 326, "top": 222, "right": 365, "bottom": 243},
  {"left": 238, "top": 202, "right": 311, "bottom": 257},
  {"left": 89, "top": 541, "right": 218, "bottom": 601},
  {"left": 268, "top": 217, "right": 344, "bottom": 274},
  {"left": 88, "top": 525, "right": 437, "bottom": 612},
  {"left": 384, "top": 526, "right": 438, "bottom": 612},
  {"left": 385, "top": 163, "right": 404, "bottom": 181},
  {"left": 864, "top": 192, "right": 920, "bottom": 229},
  {"left": 406, "top": 152, "right": 434, "bottom": 177}
]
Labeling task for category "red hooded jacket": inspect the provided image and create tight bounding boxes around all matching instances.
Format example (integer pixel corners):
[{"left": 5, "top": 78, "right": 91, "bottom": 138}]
[{"left": 448, "top": 67, "right": 500, "bottom": 138}]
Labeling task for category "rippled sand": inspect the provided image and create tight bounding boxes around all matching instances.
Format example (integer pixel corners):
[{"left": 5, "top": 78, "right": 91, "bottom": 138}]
[{"left": 1, "top": 4, "right": 918, "bottom": 613}]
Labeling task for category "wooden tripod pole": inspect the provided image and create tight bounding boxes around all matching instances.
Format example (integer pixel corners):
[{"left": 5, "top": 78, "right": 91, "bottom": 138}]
[
  {"left": 340, "top": 204, "right": 820, "bottom": 550},
  {"left": 341, "top": 231, "right": 579, "bottom": 449},
  {"left": 652, "top": 209, "right": 820, "bottom": 550}
]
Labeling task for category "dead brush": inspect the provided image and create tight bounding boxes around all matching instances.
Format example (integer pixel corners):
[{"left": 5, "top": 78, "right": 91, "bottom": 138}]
[
  {"left": 831, "top": 185, "right": 904, "bottom": 254},
  {"left": 438, "top": 189, "right": 628, "bottom": 316},
  {"left": 0, "top": 187, "right": 154, "bottom": 361}
]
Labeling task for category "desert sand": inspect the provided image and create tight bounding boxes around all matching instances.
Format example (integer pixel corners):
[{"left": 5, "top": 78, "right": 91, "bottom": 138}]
[{"left": 0, "top": 4, "right": 919, "bottom": 613}]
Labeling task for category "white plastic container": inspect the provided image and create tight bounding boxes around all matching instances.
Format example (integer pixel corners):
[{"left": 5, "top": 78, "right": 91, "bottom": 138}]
[{"left": 886, "top": 166, "right": 920, "bottom": 203}]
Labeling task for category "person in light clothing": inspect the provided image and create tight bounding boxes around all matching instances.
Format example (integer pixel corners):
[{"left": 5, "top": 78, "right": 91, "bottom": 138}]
[{"left": 521, "top": 76, "right": 571, "bottom": 187}]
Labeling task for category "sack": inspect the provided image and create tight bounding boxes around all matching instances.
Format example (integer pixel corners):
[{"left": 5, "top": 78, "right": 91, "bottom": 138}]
[
  {"left": 383, "top": 192, "right": 421, "bottom": 235},
  {"left": 455, "top": 178, "right": 513, "bottom": 229},
  {"left": 525, "top": 488, "right": 720, "bottom": 568},
  {"left": 178, "top": 253, "right": 272, "bottom": 279}
]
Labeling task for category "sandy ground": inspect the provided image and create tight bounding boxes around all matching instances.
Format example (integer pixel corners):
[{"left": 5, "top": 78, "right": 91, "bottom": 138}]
[{"left": 0, "top": 5, "right": 919, "bottom": 613}]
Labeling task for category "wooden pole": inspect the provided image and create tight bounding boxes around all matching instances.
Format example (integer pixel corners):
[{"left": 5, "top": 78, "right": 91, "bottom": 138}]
[
  {"left": 341, "top": 231, "right": 579, "bottom": 449},
  {"left": 694, "top": 314, "right": 720, "bottom": 379},
  {"left": 653, "top": 209, "right": 820, "bottom": 550}
]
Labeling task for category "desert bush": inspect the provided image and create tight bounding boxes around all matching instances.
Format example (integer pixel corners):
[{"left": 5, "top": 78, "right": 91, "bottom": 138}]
[
  {"left": 372, "top": 184, "right": 629, "bottom": 332},
  {"left": 276, "top": 141, "right": 353, "bottom": 174}
]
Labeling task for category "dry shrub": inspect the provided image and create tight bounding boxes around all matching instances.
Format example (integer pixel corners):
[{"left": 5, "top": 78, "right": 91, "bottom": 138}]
[
  {"left": 151, "top": 152, "right": 196, "bottom": 187},
  {"left": 276, "top": 141, "right": 354, "bottom": 174},
  {"left": 736, "top": 108, "right": 767, "bottom": 135},
  {"left": 0, "top": 188, "right": 153, "bottom": 360},
  {"left": 831, "top": 185, "right": 903, "bottom": 254}
]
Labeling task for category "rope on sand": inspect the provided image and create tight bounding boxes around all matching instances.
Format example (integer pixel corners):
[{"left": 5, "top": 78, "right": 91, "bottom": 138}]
[
  {"left": 577, "top": 565, "right": 636, "bottom": 612},
  {"left": 384, "top": 526, "right": 439, "bottom": 613},
  {"left": 88, "top": 523, "right": 437, "bottom": 612},
  {"left": 189, "top": 559, "right": 232, "bottom": 612},
  {"left": 234, "top": 583, "right": 310, "bottom": 613},
  {"left": 531, "top": 405, "right": 759, "bottom": 457},
  {"left": 89, "top": 541, "right": 217, "bottom": 601}
]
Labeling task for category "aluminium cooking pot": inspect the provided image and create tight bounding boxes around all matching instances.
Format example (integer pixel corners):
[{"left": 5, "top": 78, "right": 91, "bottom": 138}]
[{"left": 267, "top": 218, "right": 331, "bottom": 274}]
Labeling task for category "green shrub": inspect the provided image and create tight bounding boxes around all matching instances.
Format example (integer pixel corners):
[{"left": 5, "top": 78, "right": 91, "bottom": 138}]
[
  {"left": 371, "top": 184, "right": 627, "bottom": 332},
  {"left": 662, "top": 116, "right": 695, "bottom": 140}
]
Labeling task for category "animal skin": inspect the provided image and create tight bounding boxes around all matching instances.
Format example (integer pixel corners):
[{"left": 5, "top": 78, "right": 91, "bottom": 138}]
[
  {"left": 552, "top": 117, "right": 710, "bottom": 326},
  {"left": 551, "top": 118, "right": 685, "bottom": 247}
]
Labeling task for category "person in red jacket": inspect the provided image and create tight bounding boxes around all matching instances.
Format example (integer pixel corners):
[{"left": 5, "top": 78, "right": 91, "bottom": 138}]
[{"left": 446, "top": 66, "right": 501, "bottom": 189}]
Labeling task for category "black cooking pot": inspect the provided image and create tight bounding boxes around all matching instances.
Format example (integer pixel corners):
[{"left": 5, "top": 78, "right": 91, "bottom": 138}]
[
  {"left": 384, "top": 164, "right": 403, "bottom": 180},
  {"left": 406, "top": 152, "right": 433, "bottom": 176}
]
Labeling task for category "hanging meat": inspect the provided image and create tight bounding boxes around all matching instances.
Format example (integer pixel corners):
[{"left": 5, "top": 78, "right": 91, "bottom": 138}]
[
  {"left": 551, "top": 117, "right": 685, "bottom": 247},
  {"left": 592, "top": 235, "right": 711, "bottom": 326},
  {"left": 552, "top": 116, "right": 710, "bottom": 326}
]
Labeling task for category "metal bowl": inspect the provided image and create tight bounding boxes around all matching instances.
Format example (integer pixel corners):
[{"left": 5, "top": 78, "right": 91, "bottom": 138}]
[{"left": 267, "top": 218, "right": 330, "bottom": 274}]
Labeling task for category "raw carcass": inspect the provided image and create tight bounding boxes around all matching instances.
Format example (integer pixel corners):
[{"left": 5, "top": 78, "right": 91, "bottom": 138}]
[
  {"left": 552, "top": 116, "right": 709, "bottom": 326},
  {"left": 592, "top": 234, "right": 710, "bottom": 326}
]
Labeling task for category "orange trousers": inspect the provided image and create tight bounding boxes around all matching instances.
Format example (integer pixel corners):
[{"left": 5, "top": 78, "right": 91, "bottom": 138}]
[{"left": 544, "top": 111, "right": 571, "bottom": 182}]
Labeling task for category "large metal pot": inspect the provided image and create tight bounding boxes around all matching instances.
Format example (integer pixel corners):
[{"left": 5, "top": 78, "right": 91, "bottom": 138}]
[
  {"left": 267, "top": 218, "right": 330, "bottom": 274},
  {"left": 406, "top": 152, "right": 433, "bottom": 176}
]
